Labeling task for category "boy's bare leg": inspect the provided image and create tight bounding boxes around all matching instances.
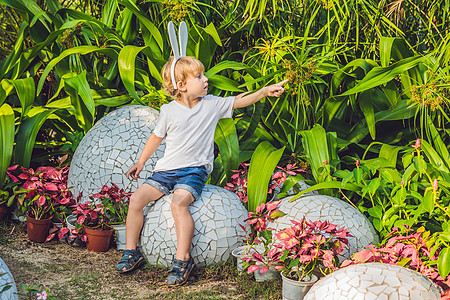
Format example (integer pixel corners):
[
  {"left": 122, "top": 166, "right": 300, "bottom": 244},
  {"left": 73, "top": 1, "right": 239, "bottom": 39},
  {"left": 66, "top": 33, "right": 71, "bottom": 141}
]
[
  {"left": 171, "top": 189, "right": 195, "bottom": 261},
  {"left": 125, "top": 184, "right": 164, "bottom": 250}
]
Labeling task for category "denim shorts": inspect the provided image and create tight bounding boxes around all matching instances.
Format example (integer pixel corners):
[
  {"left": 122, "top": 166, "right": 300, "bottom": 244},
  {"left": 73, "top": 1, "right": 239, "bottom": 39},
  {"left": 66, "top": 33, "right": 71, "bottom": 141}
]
[{"left": 143, "top": 166, "right": 208, "bottom": 200}]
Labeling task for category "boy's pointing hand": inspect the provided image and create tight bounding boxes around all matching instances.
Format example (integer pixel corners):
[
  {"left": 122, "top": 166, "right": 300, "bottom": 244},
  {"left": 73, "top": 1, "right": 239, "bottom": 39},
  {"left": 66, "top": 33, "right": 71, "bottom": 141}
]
[{"left": 266, "top": 79, "right": 289, "bottom": 98}]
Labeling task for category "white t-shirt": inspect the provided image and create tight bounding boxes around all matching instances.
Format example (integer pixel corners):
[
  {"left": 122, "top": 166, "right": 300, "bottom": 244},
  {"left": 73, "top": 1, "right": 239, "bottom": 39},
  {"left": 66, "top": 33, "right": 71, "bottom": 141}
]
[{"left": 152, "top": 94, "right": 235, "bottom": 173}]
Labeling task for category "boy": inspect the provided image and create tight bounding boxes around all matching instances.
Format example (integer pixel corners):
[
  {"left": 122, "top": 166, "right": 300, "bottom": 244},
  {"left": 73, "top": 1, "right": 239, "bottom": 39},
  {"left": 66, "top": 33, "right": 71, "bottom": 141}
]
[{"left": 115, "top": 55, "right": 288, "bottom": 285}]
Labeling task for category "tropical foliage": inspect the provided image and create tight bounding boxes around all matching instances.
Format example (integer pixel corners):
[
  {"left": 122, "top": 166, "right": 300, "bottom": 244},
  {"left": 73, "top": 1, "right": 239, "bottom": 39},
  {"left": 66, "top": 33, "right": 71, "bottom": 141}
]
[{"left": 1, "top": 0, "right": 450, "bottom": 292}]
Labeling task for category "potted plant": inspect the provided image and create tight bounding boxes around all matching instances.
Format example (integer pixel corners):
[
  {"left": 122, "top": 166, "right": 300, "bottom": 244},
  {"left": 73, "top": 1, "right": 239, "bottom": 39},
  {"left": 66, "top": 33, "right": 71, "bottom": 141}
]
[
  {"left": 70, "top": 201, "right": 114, "bottom": 252},
  {"left": 89, "top": 183, "right": 131, "bottom": 250},
  {"left": 239, "top": 200, "right": 285, "bottom": 281},
  {"left": 14, "top": 156, "right": 76, "bottom": 242},
  {"left": 247, "top": 217, "right": 352, "bottom": 300}
]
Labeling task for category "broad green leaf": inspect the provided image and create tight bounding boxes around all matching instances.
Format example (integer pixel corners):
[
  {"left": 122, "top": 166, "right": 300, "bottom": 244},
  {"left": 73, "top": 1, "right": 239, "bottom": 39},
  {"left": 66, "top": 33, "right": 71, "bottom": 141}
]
[
  {"left": 341, "top": 55, "right": 428, "bottom": 96},
  {"left": 208, "top": 75, "right": 244, "bottom": 92},
  {"left": 205, "top": 61, "right": 250, "bottom": 78},
  {"left": 102, "top": 0, "right": 117, "bottom": 27},
  {"left": 203, "top": 22, "right": 222, "bottom": 46},
  {"left": 247, "top": 141, "right": 284, "bottom": 212},
  {"left": 213, "top": 118, "right": 239, "bottom": 186},
  {"left": 118, "top": 45, "right": 146, "bottom": 105},
  {"left": 422, "top": 191, "right": 434, "bottom": 213},
  {"left": 37, "top": 46, "right": 118, "bottom": 94},
  {"left": 367, "top": 206, "right": 382, "bottom": 219},
  {"left": 64, "top": 70, "right": 95, "bottom": 133},
  {"left": 0, "top": 104, "right": 15, "bottom": 186},
  {"left": 438, "top": 248, "right": 450, "bottom": 279},
  {"left": 15, "top": 108, "right": 58, "bottom": 168}
]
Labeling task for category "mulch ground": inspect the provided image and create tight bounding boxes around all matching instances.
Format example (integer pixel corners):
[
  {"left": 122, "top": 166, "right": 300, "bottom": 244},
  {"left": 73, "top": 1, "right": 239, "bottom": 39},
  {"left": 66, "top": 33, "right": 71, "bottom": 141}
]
[{"left": 0, "top": 222, "right": 281, "bottom": 300}]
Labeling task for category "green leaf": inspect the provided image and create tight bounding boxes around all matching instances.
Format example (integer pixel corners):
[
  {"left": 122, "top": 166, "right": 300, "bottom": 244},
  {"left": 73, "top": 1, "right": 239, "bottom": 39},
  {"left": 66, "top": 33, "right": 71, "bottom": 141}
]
[
  {"left": 15, "top": 108, "right": 58, "bottom": 168},
  {"left": 213, "top": 118, "right": 239, "bottom": 186},
  {"left": 64, "top": 73, "right": 94, "bottom": 132},
  {"left": 118, "top": 45, "right": 146, "bottom": 105},
  {"left": 37, "top": 46, "right": 118, "bottom": 94},
  {"left": 203, "top": 22, "right": 222, "bottom": 46},
  {"left": 247, "top": 141, "right": 284, "bottom": 212},
  {"left": 438, "top": 248, "right": 450, "bottom": 279},
  {"left": 207, "top": 75, "right": 244, "bottom": 92},
  {"left": 340, "top": 55, "right": 428, "bottom": 96},
  {"left": 367, "top": 206, "right": 382, "bottom": 219},
  {"left": 0, "top": 104, "right": 15, "bottom": 186},
  {"left": 422, "top": 191, "right": 434, "bottom": 213}
]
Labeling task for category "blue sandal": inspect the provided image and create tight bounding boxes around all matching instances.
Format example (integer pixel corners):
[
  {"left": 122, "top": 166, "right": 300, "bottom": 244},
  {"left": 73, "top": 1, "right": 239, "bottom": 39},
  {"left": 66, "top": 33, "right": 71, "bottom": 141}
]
[
  {"left": 166, "top": 255, "right": 195, "bottom": 286},
  {"left": 115, "top": 249, "right": 144, "bottom": 273}
]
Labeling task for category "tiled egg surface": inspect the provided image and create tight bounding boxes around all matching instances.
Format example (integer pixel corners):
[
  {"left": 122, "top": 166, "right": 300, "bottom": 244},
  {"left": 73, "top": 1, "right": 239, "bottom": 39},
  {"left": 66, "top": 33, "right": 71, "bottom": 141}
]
[
  {"left": 0, "top": 258, "right": 18, "bottom": 300},
  {"left": 269, "top": 195, "right": 379, "bottom": 260},
  {"left": 304, "top": 263, "right": 441, "bottom": 300},
  {"left": 139, "top": 184, "right": 247, "bottom": 267},
  {"left": 68, "top": 105, "right": 165, "bottom": 202}
]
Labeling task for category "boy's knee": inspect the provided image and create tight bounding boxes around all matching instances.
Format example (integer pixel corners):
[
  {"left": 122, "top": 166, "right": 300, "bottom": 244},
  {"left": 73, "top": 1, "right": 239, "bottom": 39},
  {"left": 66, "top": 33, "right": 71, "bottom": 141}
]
[
  {"left": 171, "top": 190, "right": 194, "bottom": 209},
  {"left": 129, "top": 193, "right": 146, "bottom": 210}
]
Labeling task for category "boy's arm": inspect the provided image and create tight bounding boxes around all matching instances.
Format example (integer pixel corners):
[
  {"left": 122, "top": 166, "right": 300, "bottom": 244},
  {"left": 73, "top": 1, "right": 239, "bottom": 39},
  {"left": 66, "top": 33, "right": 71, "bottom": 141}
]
[
  {"left": 126, "top": 133, "right": 163, "bottom": 179},
  {"left": 233, "top": 79, "right": 288, "bottom": 109}
]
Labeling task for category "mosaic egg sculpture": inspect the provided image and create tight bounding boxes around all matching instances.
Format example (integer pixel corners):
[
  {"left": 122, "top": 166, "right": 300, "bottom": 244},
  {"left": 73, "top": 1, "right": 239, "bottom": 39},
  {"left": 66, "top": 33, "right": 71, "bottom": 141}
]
[
  {"left": 0, "top": 258, "right": 18, "bottom": 300},
  {"left": 68, "top": 105, "right": 165, "bottom": 202},
  {"left": 304, "top": 263, "right": 441, "bottom": 299},
  {"left": 139, "top": 184, "right": 247, "bottom": 267},
  {"left": 269, "top": 195, "right": 379, "bottom": 259}
]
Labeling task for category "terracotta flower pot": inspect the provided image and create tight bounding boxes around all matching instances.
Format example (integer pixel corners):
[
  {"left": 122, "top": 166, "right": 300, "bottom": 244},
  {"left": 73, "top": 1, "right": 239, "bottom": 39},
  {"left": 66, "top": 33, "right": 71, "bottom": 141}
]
[
  {"left": 85, "top": 227, "right": 114, "bottom": 252},
  {"left": 26, "top": 214, "right": 53, "bottom": 243}
]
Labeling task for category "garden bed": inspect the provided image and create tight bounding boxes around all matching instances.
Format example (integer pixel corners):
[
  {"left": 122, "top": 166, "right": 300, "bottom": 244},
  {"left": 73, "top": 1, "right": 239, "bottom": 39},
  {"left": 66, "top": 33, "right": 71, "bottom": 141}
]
[{"left": 0, "top": 222, "right": 281, "bottom": 300}]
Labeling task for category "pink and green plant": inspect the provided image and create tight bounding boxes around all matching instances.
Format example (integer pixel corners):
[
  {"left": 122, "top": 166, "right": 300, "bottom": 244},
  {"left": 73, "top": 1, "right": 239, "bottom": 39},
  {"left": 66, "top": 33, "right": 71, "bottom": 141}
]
[
  {"left": 245, "top": 217, "right": 352, "bottom": 281},
  {"left": 241, "top": 200, "right": 285, "bottom": 274},
  {"left": 90, "top": 183, "right": 131, "bottom": 224},
  {"left": 225, "top": 163, "right": 305, "bottom": 205},
  {"left": 15, "top": 155, "right": 75, "bottom": 221},
  {"left": 68, "top": 200, "right": 111, "bottom": 242},
  {"left": 341, "top": 226, "right": 450, "bottom": 291}
]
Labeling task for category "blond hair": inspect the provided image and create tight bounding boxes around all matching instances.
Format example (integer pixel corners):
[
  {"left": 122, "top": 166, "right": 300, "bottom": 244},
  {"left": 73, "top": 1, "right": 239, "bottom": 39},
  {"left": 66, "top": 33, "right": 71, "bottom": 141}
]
[{"left": 161, "top": 56, "right": 205, "bottom": 99}]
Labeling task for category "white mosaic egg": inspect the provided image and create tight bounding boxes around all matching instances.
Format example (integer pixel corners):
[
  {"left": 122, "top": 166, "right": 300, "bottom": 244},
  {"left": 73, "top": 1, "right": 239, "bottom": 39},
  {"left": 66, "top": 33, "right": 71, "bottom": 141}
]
[
  {"left": 0, "top": 258, "right": 18, "bottom": 300},
  {"left": 269, "top": 195, "right": 379, "bottom": 260},
  {"left": 304, "top": 262, "right": 441, "bottom": 300},
  {"left": 68, "top": 105, "right": 165, "bottom": 202},
  {"left": 139, "top": 184, "right": 247, "bottom": 267}
]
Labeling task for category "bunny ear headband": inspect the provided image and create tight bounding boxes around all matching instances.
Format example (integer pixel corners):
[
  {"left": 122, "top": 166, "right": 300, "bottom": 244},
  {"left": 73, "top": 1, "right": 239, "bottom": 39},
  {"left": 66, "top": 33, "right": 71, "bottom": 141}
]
[{"left": 168, "top": 21, "right": 188, "bottom": 90}]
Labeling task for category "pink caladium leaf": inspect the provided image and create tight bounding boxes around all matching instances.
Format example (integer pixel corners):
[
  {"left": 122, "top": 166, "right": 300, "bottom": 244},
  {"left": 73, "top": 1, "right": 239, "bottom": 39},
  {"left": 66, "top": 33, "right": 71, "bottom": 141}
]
[
  {"left": 77, "top": 215, "right": 85, "bottom": 225},
  {"left": 37, "top": 195, "right": 46, "bottom": 206},
  {"left": 352, "top": 249, "right": 374, "bottom": 263},
  {"left": 266, "top": 200, "right": 281, "bottom": 212},
  {"left": 275, "top": 265, "right": 285, "bottom": 271},
  {"left": 259, "top": 266, "right": 269, "bottom": 274},
  {"left": 247, "top": 265, "right": 260, "bottom": 273},
  {"left": 44, "top": 182, "right": 58, "bottom": 191},
  {"left": 252, "top": 253, "right": 264, "bottom": 262},
  {"left": 45, "top": 233, "right": 56, "bottom": 242},
  {"left": 81, "top": 235, "right": 88, "bottom": 242},
  {"left": 58, "top": 227, "right": 70, "bottom": 240}
]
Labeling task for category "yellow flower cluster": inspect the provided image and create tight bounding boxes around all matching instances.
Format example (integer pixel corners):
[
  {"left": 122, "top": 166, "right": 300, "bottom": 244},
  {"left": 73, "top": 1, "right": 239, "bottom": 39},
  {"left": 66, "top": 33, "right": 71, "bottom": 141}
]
[
  {"left": 59, "top": 22, "right": 83, "bottom": 49},
  {"left": 283, "top": 58, "right": 317, "bottom": 97},
  {"left": 410, "top": 81, "right": 448, "bottom": 111},
  {"left": 162, "top": 0, "right": 193, "bottom": 22},
  {"left": 320, "top": 0, "right": 333, "bottom": 10}
]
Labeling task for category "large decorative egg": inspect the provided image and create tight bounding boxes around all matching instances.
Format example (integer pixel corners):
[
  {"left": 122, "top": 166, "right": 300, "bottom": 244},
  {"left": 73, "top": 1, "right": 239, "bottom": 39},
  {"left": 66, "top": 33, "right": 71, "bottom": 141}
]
[
  {"left": 304, "top": 263, "right": 441, "bottom": 299},
  {"left": 139, "top": 184, "right": 247, "bottom": 267},
  {"left": 68, "top": 105, "right": 165, "bottom": 202},
  {"left": 0, "top": 257, "right": 18, "bottom": 300}
]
